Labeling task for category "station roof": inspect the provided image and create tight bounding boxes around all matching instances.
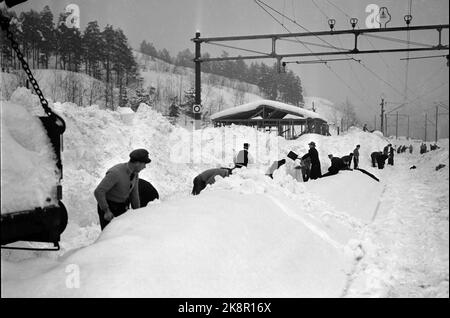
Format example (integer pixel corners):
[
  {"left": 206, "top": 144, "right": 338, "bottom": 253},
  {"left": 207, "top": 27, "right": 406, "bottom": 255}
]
[{"left": 211, "top": 99, "right": 327, "bottom": 122}]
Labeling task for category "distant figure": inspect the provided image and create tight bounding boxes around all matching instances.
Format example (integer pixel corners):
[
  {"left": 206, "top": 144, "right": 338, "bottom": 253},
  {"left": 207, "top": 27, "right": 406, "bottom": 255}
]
[
  {"left": 388, "top": 145, "right": 395, "bottom": 165},
  {"left": 192, "top": 168, "right": 231, "bottom": 195},
  {"left": 341, "top": 153, "right": 354, "bottom": 169},
  {"left": 321, "top": 154, "right": 347, "bottom": 178},
  {"left": 266, "top": 159, "right": 286, "bottom": 179},
  {"left": 234, "top": 143, "right": 254, "bottom": 168},
  {"left": 138, "top": 178, "right": 159, "bottom": 207},
  {"left": 397, "top": 145, "right": 402, "bottom": 154},
  {"left": 301, "top": 141, "right": 322, "bottom": 180},
  {"left": 353, "top": 145, "right": 360, "bottom": 169},
  {"left": 409, "top": 144, "right": 413, "bottom": 154},
  {"left": 371, "top": 151, "right": 388, "bottom": 169},
  {"left": 430, "top": 143, "right": 440, "bottom": 151},
  {"left": 401, "top": 145, "right": 407, "bottom": 153},
  {"left": 363, "top": 124, "right": 368, "bottom": 132},
  {"left": 420, "top": 143, "right": 427, "bottom": 154}
]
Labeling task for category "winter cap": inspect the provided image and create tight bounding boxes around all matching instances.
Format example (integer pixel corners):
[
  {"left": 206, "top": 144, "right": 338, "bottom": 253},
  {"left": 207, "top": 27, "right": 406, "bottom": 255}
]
[
  {"left": 308, "top": 141, "right": 316, "bottom": 146},
  {"left": 129, "top": 149, "right": 151, "bottom": 163}
]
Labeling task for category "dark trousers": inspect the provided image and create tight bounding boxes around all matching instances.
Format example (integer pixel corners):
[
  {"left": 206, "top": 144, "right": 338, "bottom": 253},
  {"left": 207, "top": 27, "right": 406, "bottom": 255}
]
[
  {"left": 301, "top": 167, "right": 310, "bottom": 182},
  {"left": 353, "top": 157, "right": 359, "bottom": 169},
  {"left": 97, "top": 200, "right": 129, "bottom": 230},
  {"left": 388, "top": 157, "right": 394, "bottom": 165}
]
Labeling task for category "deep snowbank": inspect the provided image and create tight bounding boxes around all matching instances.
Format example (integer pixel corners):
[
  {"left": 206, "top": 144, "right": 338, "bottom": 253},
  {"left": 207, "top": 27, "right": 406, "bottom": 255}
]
[
  {"left": 2, "top": 189, "right": 359, "bottom": 297},
  {"left": 1, "top": 89, "right": 58, "bottom": 214}
]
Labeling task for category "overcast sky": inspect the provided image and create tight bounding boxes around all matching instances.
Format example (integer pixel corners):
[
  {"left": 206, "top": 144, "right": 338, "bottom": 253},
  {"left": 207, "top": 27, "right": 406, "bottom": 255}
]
[{"left": 7, "top": 0, "right": 450, "bottom": 137}]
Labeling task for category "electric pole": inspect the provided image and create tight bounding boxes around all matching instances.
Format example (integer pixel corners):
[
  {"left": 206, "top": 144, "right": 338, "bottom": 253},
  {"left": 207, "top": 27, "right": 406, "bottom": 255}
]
[
  {"left": 407, "top": 115, "right": 410, "bottom": 140},
  {"left": 424, "top": 113, "right": 428, "bottom": 141},
  {"left": 435, "top": 105, "right": 439, "bottom": 142},
  {"left": 396, "top": 112, "right": 399, "bottom": 139},
  {"left": 385, "top": 114, "right": 388, "bottom": 136},
  {"left": 194, "top": 31, "right": 202, "bottom": 130},
  {"left": 380, "top": 96, "right": 385, "bottom": 134}
]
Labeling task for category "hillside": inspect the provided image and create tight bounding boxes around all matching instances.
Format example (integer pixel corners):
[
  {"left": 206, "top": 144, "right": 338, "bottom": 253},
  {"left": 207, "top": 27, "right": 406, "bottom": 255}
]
[{"left": 1, "top": 52, "right": 342, "bottom": 130}]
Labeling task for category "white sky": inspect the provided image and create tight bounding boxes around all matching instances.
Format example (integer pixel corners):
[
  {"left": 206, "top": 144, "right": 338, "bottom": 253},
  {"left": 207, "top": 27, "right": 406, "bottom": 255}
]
[{"left": 8, "top": 0, "right": 450, "bottom": 135}]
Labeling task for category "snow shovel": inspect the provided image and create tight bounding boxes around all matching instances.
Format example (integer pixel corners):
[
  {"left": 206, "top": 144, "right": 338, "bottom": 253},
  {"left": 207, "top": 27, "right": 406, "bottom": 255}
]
[{"left": 287, "top": 151, "right": 299, "bottom": 161}]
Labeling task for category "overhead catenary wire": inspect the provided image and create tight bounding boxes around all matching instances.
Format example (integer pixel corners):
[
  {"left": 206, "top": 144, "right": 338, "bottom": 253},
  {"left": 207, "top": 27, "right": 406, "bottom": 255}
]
[
  {"left": 400, "top": 54, "right": 449, "bottom": 60},
  {"left": 362, "top": 33, "right": 434, "bottom": 48},
  {"left": 321, "top": 0, "right": 448, "bottom": 112},
  {"left": 387, "top": 80, "right": 449, "bottom": 114},
  {"left": 254, "top": 0, "right": 373, "bottom": 109},
  {"left": 256, "top": 0, "right": 418, "bottom": 104},
  {"left": 279, "top": 37, "right": 346, "bottom": 51},
  {"left": 310, "top": 0, "right": 370, "bottom": 98}
]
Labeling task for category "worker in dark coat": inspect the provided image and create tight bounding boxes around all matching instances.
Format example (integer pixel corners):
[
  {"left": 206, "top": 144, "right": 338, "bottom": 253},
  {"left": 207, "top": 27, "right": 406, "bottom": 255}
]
[
  {"left": 321, "top": 154, "right": 348, "bottom": 178},
  {"left": 420, "top": 143, "right": 427, "bottom": 154},
  {"left": 192, "top": 168, "right": 231, "bottom": 195},
  {"left": 353, "top": 145, "right": 360, "bottom": 169},
  {"left": 234, "top": 143, "right": 253, "bottom": 168},
  {"left": 388, "top": 145, "right": 395, "bottom": 165},
  {"left": 301, "top": 141, "right": 321, "bottom": 180},
  {"left": 371, "top": 151, "right": 388, "bottom": 169}
]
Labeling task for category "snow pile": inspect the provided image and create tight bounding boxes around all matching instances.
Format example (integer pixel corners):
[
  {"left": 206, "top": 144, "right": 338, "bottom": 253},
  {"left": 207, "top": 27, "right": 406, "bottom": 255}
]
[
  {"left": 1, "top": 89, "right": 58, "bottom": 214},
  {"left": 1, "top": 182, "right": 361, "bottom": 297}
]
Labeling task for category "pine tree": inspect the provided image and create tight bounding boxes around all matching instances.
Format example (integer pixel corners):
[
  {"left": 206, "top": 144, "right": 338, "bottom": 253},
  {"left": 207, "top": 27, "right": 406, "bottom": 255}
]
[
  {"left": 82, "top": 21, "right": 103, "bottom": 78},
  {"left": 39, "top": 6, "right": 55, "bottom": 69},
  {"left": 168, "top": 97, "right": 180, "bottom": 124}
]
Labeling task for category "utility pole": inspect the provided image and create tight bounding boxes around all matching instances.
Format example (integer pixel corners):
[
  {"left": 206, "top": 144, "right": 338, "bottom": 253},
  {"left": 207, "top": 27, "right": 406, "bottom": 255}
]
[
  {"left": 396, "top": 112, "right": 399, "bottom": 139},
  {"left": 385, "top": 114, "right": 388, "bottom": 136},
  {"left": 424, "top": 113, "right": 428, "bottom": 141},
  {"left": 407, "top": 115, "right": 410, "bottom": 139},
  {"left": 374, "top": 115, "right": 377, "bottom": 131},
  {"left": 380, "top": 96, "right": 385, "bottom": 135},
  {"left": 194, "top": 31, "right": 202, "bottom": 130},
  {"left": 435, "top": 105, "right": 439, "bottom": 142}
]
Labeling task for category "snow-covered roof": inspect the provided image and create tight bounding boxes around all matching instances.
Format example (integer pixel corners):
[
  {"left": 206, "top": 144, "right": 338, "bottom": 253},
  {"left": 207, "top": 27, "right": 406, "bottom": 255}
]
[{"left": 211, "top": 99, "right": 326, "bottom": 122}]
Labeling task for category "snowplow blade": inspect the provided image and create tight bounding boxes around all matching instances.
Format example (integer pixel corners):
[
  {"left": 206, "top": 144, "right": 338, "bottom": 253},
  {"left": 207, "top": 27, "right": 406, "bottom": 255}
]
[{"left": 1, "top": 201, "right": 68, "bottom": 246}]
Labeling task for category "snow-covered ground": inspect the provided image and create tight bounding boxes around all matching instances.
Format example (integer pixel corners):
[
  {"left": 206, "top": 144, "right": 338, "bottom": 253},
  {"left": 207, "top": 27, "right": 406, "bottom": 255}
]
[{"left": 1, "top": 88, "right": 448, "bottom": 297}]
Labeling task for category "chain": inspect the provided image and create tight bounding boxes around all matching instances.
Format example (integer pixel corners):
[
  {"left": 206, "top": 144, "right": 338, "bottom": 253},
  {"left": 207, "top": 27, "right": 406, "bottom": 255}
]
[{"left": 0, "top": 13, "right": 64, "bottom": 126}]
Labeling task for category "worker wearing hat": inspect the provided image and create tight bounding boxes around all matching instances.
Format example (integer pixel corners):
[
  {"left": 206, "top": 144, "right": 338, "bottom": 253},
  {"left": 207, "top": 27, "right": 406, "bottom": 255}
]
[
  {"left": 94, "top": 148, "right": 151, "bottom": 230},
  {"left": 301, "top": 141, "right": 322, "bottom": 180},
  {"left": 234, "top": 143, "right": 254, "bottom": 168}
]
